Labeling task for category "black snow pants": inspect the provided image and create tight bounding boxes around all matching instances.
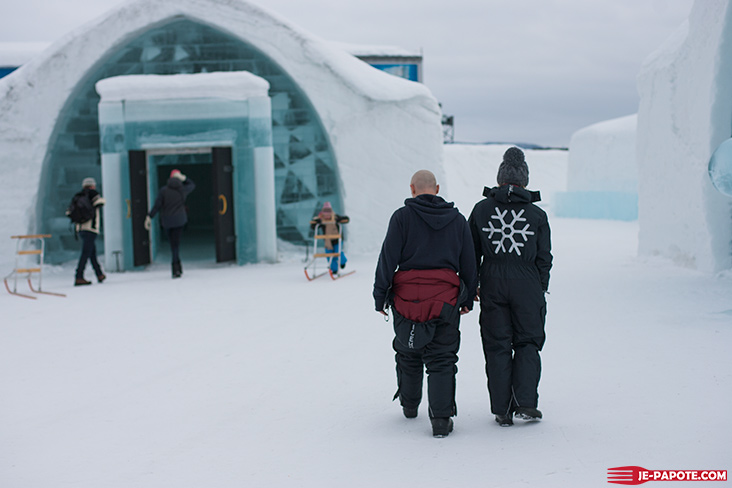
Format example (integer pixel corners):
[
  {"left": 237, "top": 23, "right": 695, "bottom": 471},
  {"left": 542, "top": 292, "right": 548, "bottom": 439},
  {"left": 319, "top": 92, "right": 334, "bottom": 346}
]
[
  {"left": 479, "top": 271, "right": 546, "bottom": 416},
  {"left": 391, "top": 301, "right": 461, "bottom": 419},
  {"left": 166, "top": 226, "right": 184, "bottom": 265}
]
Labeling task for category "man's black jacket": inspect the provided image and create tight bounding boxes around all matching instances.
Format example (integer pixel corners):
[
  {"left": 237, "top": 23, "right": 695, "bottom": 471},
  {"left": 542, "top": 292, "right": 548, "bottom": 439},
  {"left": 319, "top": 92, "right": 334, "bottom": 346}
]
[{"left": 373, "top": 194, "right": 478, "bottom": 312}]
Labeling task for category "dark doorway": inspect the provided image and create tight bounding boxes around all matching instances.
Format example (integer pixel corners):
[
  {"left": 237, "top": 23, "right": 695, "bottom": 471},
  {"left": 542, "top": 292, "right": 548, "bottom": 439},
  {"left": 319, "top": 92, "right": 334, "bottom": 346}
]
[
  {"left": 129, "top": 150, "right": 151, "bottom": 266},
  {"left": 130, "top": 148, "right": 238, "bottom": 267},
  {"left": 153, "top": 153, "right": 215, "bottom": 263}
]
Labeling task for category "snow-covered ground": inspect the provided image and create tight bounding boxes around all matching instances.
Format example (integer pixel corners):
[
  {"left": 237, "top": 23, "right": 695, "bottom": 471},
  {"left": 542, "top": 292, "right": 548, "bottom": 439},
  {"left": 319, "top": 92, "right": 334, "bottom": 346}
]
[{"left": 2, "top": 148, "right": 731, "bottom": 487}]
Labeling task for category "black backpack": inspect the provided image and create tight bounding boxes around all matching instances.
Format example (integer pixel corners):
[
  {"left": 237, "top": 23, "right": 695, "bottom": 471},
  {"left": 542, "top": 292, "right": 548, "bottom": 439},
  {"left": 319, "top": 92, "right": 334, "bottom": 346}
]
[{"left": 66, "top": 191, "right": 94, "bottom": 224}]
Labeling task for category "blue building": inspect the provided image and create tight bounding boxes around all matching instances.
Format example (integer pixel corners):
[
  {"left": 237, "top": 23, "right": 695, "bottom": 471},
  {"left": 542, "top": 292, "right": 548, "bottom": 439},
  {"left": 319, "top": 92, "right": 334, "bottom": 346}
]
[{"left": 335, "top": 43, "right": 424, "bottom": 83}]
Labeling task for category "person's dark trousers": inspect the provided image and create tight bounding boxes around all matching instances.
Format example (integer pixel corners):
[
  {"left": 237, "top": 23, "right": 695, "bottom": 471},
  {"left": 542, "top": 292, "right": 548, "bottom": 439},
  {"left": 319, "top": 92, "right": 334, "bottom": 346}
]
[
  {"left": 167, "top": 226, "right": 184, "bottom": 269},
  {"left": 75, "top": 230, "right": 103, "bottom": 279},
  {"left": 392, "top": 309, "right": 461, "bottom": 419},
  {"left": 479, "top": 279, "right": 546, "bottom": 416}
]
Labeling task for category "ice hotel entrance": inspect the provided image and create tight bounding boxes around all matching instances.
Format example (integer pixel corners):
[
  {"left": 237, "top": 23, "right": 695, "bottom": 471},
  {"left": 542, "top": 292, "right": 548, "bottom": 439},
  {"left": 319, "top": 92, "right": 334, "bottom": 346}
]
[
  {"left": 3, "top": 7, "right": 439, "bottom": 269},
  {"left": 96, "top": 72, "right": 277, "bottom": 271}
]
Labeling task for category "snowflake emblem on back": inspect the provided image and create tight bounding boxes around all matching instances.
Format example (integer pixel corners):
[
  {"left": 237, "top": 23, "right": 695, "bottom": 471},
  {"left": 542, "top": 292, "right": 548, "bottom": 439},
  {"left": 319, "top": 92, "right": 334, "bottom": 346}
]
[{"left": 481, "top": 207, "right": 534, "bottom": 255}]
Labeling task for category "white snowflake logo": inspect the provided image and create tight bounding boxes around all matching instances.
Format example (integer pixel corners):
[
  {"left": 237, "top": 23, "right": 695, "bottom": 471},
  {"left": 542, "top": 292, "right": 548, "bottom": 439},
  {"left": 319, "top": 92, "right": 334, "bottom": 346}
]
[{"left": 481, "top": 207, "right": 534, "bottom": 255}]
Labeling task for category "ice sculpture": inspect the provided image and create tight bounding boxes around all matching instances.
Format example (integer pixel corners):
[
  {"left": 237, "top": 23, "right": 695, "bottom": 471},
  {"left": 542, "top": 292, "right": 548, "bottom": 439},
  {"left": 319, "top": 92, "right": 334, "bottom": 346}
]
[{"left": 709, "top": 139, "right": 732, "bottom": 198}]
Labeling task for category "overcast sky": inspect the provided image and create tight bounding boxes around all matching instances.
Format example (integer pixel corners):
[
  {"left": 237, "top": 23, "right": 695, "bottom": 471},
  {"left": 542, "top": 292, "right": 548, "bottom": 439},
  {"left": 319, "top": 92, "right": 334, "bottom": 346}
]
[{"left": 1, "top": 0, "right": 694, "bottom": 147}]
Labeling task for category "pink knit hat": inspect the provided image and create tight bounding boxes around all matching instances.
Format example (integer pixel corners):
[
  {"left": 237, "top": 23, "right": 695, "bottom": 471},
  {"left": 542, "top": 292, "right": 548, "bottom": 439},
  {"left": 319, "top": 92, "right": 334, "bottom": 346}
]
[{"left": 318, "top": 201, "right": 334, "bottom": 219}]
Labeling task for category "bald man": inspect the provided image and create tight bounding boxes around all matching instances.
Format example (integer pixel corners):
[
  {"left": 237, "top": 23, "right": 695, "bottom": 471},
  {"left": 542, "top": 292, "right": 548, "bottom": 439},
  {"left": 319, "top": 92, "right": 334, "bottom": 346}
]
[{"left": 373, "top": 170, "right": 477, "bottom": 438}]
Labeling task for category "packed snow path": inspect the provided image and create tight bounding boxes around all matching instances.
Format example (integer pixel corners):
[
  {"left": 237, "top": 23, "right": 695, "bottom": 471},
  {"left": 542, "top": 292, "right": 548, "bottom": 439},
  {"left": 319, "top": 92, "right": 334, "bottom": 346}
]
[{"left": 1, "top": 218, "right": 730, "bottom": 487}]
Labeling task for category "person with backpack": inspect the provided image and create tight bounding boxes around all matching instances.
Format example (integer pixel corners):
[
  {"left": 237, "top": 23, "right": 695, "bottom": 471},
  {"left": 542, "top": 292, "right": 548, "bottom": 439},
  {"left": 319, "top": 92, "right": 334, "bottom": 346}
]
[
  {"left": 144, "top": 169, "right": 195, "bottom": 278},
  {"left": 68, "top": 177, "right": 106, "bottom": 286}
]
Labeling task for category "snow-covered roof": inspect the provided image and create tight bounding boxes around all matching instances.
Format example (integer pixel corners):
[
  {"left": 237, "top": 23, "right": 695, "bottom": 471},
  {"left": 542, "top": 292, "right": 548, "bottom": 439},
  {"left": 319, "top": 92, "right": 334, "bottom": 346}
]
[
  {"left": 96, "top": 72, "right": 270, "bottom": 102},
  {"left": 330, "top": 41, "right": 422, "bottom": 58}
]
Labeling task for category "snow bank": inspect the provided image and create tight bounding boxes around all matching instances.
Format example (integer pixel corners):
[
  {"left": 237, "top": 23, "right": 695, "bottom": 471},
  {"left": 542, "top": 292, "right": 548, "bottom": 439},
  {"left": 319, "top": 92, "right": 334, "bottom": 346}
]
[
  {"left": 565, "top": 114, "right": 637, "bottom": 193},
  {"left": 554, "top": 114, "right": 638, "bottom": 221},
  {"left": 636, "top": 0, "right": 732, "bottom": 271}
]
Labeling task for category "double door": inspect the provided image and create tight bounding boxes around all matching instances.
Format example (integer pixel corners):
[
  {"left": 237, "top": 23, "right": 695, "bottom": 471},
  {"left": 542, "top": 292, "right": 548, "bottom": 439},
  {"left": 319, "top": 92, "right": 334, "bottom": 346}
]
[{"left": 128, "top": 147, "right": 236, "bottom": 266}]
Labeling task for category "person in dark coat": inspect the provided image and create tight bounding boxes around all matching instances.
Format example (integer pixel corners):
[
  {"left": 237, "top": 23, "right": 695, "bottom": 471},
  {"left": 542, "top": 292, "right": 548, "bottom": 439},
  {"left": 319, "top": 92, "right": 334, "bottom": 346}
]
[
  {"left": 70, "top": 177, "right": 106, "bottom": 286},
  {"left": 144, "top": 169, "right": 196, "bottom": 278},
  {"left": 468, "top": 147, "right": 553, "bottom": 427},
  {"left": 373, "top": 170, "right": 478, "bottom": 438}
]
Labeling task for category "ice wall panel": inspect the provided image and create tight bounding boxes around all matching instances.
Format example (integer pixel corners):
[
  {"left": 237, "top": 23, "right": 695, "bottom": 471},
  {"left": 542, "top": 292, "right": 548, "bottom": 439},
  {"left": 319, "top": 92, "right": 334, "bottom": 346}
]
[
  {"left": 101, "top": 153, "right": 124, "bottom": 270},
  {"left": 554, "top": 191, "right": 638, "bottom": 221},
  {"left": 123, "top": 99, "right": 249, "bottom": 122}
]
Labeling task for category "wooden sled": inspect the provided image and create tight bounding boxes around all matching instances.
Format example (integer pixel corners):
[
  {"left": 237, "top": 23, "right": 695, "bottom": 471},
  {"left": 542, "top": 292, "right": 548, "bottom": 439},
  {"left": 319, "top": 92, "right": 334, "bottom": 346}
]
[
  {"left": 4, "top": 234, "right": 66, "bottom": 299},
  {"left": 303, "top": 224, "right": 354, "bottom": 281}
]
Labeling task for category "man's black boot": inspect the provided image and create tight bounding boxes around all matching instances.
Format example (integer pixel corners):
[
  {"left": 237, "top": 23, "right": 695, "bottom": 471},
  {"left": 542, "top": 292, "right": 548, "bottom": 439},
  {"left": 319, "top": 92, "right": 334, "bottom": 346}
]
[
  {"left": 514, "top": 407, "right": 542, "bottom": 421},
  {"left": 431, "top": 418, "right": 453, "bottom": 437},
  {"left": 495, "top": 414, "right": 513, "bottom": 427},
  {"left": 402, "top": 407, "right": 418, "bottom": 419}
]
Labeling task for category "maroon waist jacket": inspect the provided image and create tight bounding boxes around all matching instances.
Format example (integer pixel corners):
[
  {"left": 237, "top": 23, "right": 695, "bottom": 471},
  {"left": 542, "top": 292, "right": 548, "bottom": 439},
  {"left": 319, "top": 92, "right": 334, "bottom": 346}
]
[{"left": 391, "top": 269, "right": 460, "bottom": 323}]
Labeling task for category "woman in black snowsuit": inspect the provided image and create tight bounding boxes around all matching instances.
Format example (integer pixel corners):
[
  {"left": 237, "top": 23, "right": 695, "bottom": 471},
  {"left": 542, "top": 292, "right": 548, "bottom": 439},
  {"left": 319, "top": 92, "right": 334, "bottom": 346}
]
[
  {"left": 145, "top": 169, "right": 196, "bottom": 278},
  {"left": 468, "top": 147, "right": 553, "bottom": 427}
]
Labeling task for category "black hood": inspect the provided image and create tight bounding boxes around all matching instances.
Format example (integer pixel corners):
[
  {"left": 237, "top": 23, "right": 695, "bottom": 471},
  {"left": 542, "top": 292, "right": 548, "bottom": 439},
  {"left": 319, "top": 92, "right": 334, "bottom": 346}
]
[
  {"left": 483, "top": 185, "right": 541, "bottom": 204},
  {"left": 405, "top": 194, "right": 459, "bottom": 230},
  {"left": 167, "top": 177, "right": 183, "bottom": 190}
]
